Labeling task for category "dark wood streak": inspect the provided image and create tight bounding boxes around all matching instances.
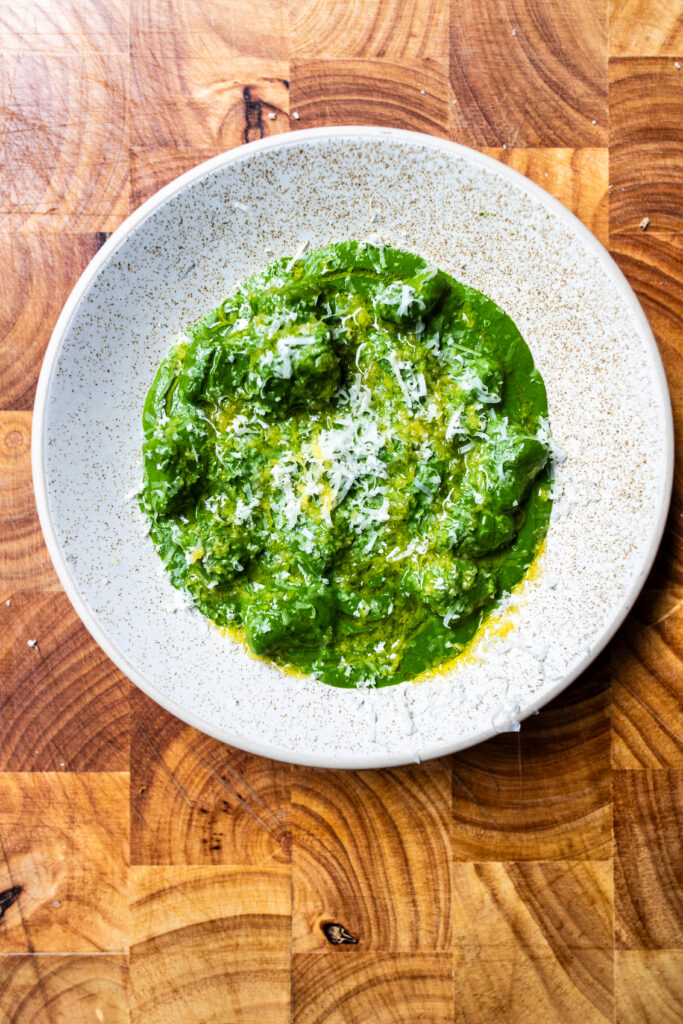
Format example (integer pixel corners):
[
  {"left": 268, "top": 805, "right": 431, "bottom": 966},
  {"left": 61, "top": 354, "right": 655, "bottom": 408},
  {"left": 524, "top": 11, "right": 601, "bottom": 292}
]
[{"left": 243, "top": 85, "right": 264, "bottom": 144}]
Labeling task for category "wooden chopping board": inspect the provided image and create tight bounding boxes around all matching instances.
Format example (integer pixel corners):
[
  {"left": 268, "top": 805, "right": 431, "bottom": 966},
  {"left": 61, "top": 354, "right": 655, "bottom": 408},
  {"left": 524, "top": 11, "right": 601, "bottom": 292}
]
[{"left": 1, "top": 1, "right": 682, "bottom": 1021}]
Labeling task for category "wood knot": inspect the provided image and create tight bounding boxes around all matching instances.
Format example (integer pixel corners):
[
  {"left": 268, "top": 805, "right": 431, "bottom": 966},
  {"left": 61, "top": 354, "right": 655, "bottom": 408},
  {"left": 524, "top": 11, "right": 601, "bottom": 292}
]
[
  {"left": 4, "top": 429, "right": 24, "bottom": 451},
  {"left": 322, "top": 922, "right": 359, "bottom": 945},
  {"left": 0, "top": 886, "right": 22, "bottom": 920}
]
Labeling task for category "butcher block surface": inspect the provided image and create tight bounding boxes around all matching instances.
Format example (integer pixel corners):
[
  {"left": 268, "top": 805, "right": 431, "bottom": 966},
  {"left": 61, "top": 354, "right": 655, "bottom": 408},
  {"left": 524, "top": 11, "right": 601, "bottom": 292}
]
[{"left": 1, "top": 1, "right": 683, "bottom": 1021}]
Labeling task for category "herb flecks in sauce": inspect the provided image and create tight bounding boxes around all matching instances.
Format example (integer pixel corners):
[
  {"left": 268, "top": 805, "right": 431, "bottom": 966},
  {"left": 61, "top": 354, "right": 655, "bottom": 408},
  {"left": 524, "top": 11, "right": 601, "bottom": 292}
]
[{"left": 140, "top": 241, "right": 553, "bottom": 688}]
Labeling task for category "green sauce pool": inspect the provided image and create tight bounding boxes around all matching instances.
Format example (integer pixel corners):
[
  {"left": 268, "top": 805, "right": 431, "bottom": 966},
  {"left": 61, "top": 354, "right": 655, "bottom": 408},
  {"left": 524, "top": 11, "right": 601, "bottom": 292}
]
[{"left": 139, "top": 241, "right": 553, "bottom": 688}]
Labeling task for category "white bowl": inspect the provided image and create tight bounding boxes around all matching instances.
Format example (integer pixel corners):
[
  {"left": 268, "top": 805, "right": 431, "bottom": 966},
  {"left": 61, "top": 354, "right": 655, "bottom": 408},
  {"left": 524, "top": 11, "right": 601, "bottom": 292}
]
[{"left": 33, "top": 127, "right": 673, "bottom": 768}]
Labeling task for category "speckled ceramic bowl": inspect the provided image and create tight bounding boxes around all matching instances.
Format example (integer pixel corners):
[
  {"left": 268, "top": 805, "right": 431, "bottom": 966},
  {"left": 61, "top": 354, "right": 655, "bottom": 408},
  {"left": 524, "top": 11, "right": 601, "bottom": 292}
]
[{"left": 33, "top": 127, "right": 673, "bottom": 768}]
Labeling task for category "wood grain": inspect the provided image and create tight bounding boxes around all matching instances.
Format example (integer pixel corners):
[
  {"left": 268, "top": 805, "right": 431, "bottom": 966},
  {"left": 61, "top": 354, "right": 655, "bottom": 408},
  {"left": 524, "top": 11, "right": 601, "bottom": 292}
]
[
  {"left": 0, "top": 773, "right": 128, "bottom": 952},
  {"left": 130, "top": 868, "right": 290, "bottom": 1024},
  {"left": 130, "top": 690, "right": 290, "bottom": 866},
  {"left": 449, "top": 0, "right": 607, "bottom": 147},
  {"left": 292, "top": 764, "right": 451, "bottom": 951},
  {"left": 131, "top": 953, "right": 289, "bottom": 1024},
  {"left": 0, "top": 413, "right": 60, "bottom": 592},
  {"left": 289, "top": 0, "right": 448, "bottom": 59},
  {"left": 609, "top": 58, "right": 683, "bottom": 234},
  {"left": 453, "top": 948, "right": 612, "bottom": 1024},
  {"left": 132, "top": 0, "right": 289, "bottom": 63},
  {"left": 614, "top": 770, "right": 683, "bottom": 949},
  {"left": 131, "top": 51, "right": 289, "bottom": 153},
  {"left": 0, "top": 592, "right": 130, "bottom": 771},
  {"left": 131, "top": 147, "right": 228, "bottom": 210},
  {"left": 0, "top": 232, "right": 102, "bottom": 410},
  {"left": 612, "top": 601, "right": 683, "bottom": 768},
  {"left": 615, "top": 950, "right": 683, "bottom": 1024},
  {"left": 609, "top": 230, "right": 683, "bottom": 629},
  {"left": 130, "top": 865, "right": 290, "bottom": 950},
  {"left": 452, "top": 861, "right": 613, "bottom": 950},
  {"left": 609, "top": 233, "right": 683, "bottom": 408},
  {"left": 484, "top": 147, "right": 608, "bottom": 245},
  {"left": 0, "top": 954, "right": 128, "bottom": 1024},
  {"left": 130, "top": 0, "right": 289, "bottom": 167},
  {"left": 289, "top": 58, "right": 450, "bottom": 136},
  {"left": 451, "top": 663, "right": 612, "bottom": 860},
  {"left": 609, "top": 0, "right": 683, "bottom": 56},
  {"left": 452, "top": 862, "right": 613, "bottom": 1020},
  {"left": 0, "top": 0, "right": 128, "bottom": 55},
  {"left": 293, "top": 953, "right": 454, "bottom": 1024},
  {"left": 0, "top": 53, "right": 129, "bottom": 230}
]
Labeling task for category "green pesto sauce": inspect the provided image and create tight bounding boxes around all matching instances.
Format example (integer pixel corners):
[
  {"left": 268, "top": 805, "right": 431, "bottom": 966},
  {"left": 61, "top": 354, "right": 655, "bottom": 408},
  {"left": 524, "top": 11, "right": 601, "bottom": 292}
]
[{"left": 139, "top": 241, "right": 553, "bottom": 688}]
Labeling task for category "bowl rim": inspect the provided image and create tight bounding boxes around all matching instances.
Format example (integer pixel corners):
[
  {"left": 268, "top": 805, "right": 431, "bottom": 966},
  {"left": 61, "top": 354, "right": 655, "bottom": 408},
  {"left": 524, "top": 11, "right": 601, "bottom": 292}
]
[{"left": 32, "top": 125, "right": 674, "bottom": 768}]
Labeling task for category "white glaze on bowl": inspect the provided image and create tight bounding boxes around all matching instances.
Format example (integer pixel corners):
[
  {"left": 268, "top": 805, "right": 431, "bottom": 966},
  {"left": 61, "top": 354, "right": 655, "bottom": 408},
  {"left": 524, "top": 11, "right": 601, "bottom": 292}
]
[{"left": 33, "top": 128, "right": 673, "bottom": 768}]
